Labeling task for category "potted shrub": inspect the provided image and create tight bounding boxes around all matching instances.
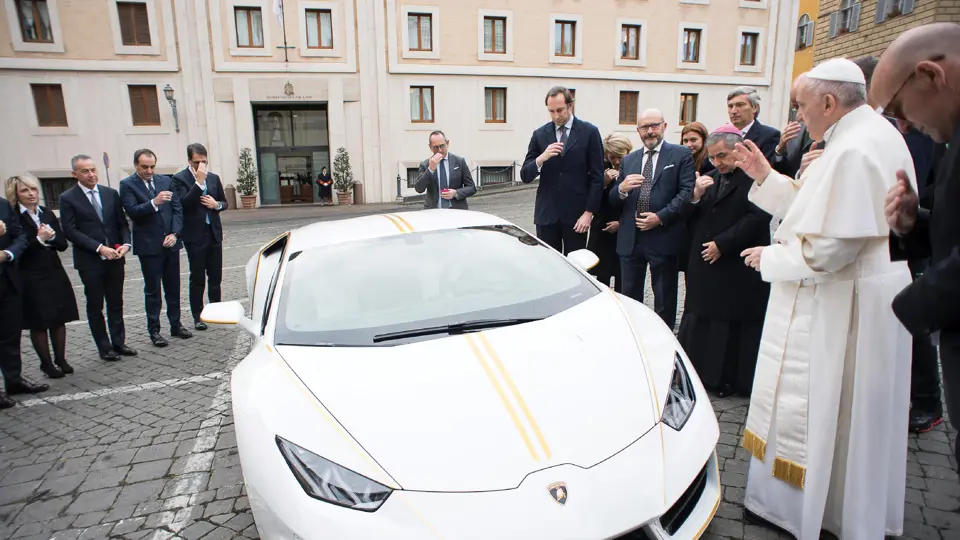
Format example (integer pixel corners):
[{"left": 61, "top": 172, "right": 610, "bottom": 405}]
[
  {"left": 236, "top": 147, "right": 259, "bottom": 209},
  {"left": 332, "top": 147, "right": 354, "bottom": 205}
]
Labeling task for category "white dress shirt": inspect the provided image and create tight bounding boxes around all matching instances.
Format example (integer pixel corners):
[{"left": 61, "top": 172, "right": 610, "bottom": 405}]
[
  {"left": 537, "top": 115, "right": 576, "bottom": 174},
  {"left": 19, "top": 204, "right": 53, "bottom": 246},
  {"left": 433, "top": 156, "right": 453, "bottom": 206},
  {"left": 740, "top": 120, "right": 756, "bottom": 137}
]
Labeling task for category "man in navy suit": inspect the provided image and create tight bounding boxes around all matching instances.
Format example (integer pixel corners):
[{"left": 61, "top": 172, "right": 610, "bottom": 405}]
[
  {"left": 59, "top": 154, "right": 137, "bottom": 361},
  {"left": 172, "top": 144, "right": 229, "bottom": 331},
  {"left": 727, "top": 86, "right": 781, "bottom": 163},
  {"left": 521, "top": 86, "right": 604, "bottom": 254},
  {"left": 0, "top": 196, "right": 48, "bottom": 408},
  {"left": 610, "top": 108, "right": 696, "bottom": 330},
  {"left": 119, "top": 149, "right": 192, "bottom": 347}
]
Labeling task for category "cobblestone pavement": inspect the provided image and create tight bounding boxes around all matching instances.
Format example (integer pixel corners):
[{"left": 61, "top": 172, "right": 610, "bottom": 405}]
[{"left": 0, "top": 187, "right": 956, "bottom": 539}]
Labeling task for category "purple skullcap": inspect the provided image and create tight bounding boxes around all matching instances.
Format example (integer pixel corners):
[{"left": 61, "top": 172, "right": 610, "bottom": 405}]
[{"left": 711, "top": 123, "right": 743, "bottom": 136}]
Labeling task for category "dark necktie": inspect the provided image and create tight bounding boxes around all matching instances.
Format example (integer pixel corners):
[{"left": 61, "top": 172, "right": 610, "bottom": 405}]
[
  {"left": 559, "top": 126, "right": 569, "bottom": 155},
  {"left": 636, "top": 150, "right": 656, "bottom": 215},
  {"left": 438, "top": 159, "right": 450, "bottom": 209},
  {"left": 88, "top": 190, "right": 103, "bottom": 222},
  {"left": 147, "top": 181, "right": 156, "bottom": 198}
]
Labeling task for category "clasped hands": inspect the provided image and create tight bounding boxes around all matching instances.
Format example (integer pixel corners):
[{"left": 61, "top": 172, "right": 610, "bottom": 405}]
[{"left": 617, "top": 174, "right": 661, "bottom": 231}]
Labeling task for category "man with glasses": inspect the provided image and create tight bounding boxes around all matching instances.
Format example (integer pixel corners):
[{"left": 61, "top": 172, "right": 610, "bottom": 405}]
[
  {"left": 733, "top": 58, "right": 915, "bottom": 538},
  {"left": 521, "top": 86, "right": 603, "bottom": 254},
  {"left": 415, "top": 131, "right": 476, "bottom": 210},
  {"left": 875, "top": 22, "right": 960, "bottom": 463},
  {"left": 609, "top": 108, "right": 695, "bottom": 331}
]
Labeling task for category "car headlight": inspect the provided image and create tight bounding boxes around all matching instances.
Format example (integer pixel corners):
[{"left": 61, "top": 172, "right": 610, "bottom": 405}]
[
  {"left": 276, "top": 435, "right": 393, "bottom": 511},
  {"left": 661, "top": 352, "right": 696, "bottom": 431}
]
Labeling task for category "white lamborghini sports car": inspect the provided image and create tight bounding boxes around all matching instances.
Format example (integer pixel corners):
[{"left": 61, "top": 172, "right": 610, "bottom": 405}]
[{"left": 202, "top": 209, "right": 721, "bottom": 540}]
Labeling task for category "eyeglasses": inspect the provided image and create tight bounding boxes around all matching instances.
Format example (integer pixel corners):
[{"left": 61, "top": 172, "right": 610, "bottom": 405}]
[
  {"left": 430, "top": 143, "right": 447, "bottom": 151},
  {"left": 879, "top": 54, "right": 945, "bottom": 120},
  {"left": 638, "top": 122, "right": 664, "bottom": 132}
]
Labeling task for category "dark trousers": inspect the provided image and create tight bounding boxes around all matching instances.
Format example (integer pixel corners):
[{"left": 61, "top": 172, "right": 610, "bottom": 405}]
[
  {"left": 185, "top": 226, "right": 224, "bottom": 322},
  {"left": 620, "top": 250, "right": 679, "bottom": 330},
  {"left": 939, "top": 339, "right": 960, "bottom": 465},
  {"left": 908, "top": 258, "right": 943, "bottom": 414},
  {"left": 139, "top": 249, "right": 182, "bottom": 334},
  {"left": 0, "top": 275, "right": 23, "bottom": 385},
  {"left": 78, "top": 262, "right": 126, "bottom": 353},
  {"left": 587, "top": 226, "right": 621, "bottom": 291},
  {"left": 536, "top": 222, "right": 587, "bottom": 255}
]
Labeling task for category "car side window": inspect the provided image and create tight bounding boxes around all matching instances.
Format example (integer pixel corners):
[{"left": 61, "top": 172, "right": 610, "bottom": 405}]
[{"left": 248, "top": 233, "right": 288, "bottom": 331}]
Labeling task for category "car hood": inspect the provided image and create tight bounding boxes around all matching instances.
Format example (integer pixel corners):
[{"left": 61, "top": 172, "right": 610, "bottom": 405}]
[{"left": 276, "top": 293, "right": 664, "bottom": 492}]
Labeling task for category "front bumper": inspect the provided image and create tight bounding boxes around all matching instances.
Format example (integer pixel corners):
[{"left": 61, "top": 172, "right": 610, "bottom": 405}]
[{"left": 241, "top": 429, "right": 720, "bottom": 540}]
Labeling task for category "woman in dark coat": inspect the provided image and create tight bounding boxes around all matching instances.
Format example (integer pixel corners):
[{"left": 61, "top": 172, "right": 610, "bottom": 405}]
[
  {"left": 7, "top": 176, "right": 79, "bottom": 378},
  {"left": 678, "top": 122, "right": 715, "bottom": 278},
  {"left": 317, "top": 167, "right": 333, "bottom": 205},
  {"left": 676, "top": 127, "right": 771, "bottom": 397},
  {"left": 587, "top": 134, "right": 632, "bottom": 291}
]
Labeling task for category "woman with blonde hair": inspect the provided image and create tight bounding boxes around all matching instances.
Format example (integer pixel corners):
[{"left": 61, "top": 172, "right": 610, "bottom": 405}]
[
  {"left": 680, "top": 122, "right": 715, "bottom": 176},
  {"left": 6, "top": 175, "right": 79, "bottom": 378},
  {"left": 588, "top": 133, "right": 633, "bottom": 291}
]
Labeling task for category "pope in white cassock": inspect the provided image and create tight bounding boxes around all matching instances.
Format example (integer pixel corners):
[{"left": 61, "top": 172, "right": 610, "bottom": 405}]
[{"left": 734, "top": 58, "right": 915, "bottom": 539}]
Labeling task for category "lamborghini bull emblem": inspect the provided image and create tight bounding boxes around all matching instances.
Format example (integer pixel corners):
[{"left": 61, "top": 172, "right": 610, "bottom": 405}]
[{"left": 547, "top": 482, "right": 567, "bottom": 505}]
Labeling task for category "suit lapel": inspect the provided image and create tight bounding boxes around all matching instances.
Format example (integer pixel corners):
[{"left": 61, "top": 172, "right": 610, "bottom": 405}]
[
  {"left": 563, "top": 119, "right": 581, "bottom": 157},
  {"left": 651, "top": 144, "right": 669, "bottom": 188},
  {"left": 19, "top": 207, "right": 38, "bottom": 232}
]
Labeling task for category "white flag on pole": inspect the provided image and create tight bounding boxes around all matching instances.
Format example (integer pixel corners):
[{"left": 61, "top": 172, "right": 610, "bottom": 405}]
[{"left": 273, "top": 0, "right": 284, "bottom": 26}]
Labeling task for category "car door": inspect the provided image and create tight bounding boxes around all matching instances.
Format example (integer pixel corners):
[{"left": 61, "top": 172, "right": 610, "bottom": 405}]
[{"left": 246, "top": 233, "right": 289, "bottom": 333}]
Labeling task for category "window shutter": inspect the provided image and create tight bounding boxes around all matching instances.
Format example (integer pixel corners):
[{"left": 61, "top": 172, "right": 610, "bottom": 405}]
[
  {"left": 902, "top": 0, "right": 915, "bottom": 14},
  {"left": 134, "top": 3, "right": 151, "bottom": 45},
  {"left": 828, "top": 12, "right": 838, "bottom": 38},
  {"left": 875, "top": 0, "right": 887, "bottom": 23},
  {"left": 129, "top": 85, "right": 160, "bottom": 126},
  {"left": 118, "top": 3, "right": 135, "bottom": 45},
  {"left": 805, "top": 22, "right": 815, "bottom": 47},
  {"left": 50, "top": 85, "right": 67, "bottom": 126},
  {"left": 144, "top": 85, "right": 160, "bottom": 124},
  {"left": 849, "top": 3, "right": 861, "bottom": 32},
  {"left": 32, "top": 85, "right": 51, "bottom": 127}
]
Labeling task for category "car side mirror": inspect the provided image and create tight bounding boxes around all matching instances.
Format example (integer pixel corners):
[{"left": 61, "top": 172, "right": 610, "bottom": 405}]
[
  {"left": 201, "top": 301, "right": 256, "bottom": 335},
  {"left": 566, "top": 249, "right": 599, "bottom": 272}
]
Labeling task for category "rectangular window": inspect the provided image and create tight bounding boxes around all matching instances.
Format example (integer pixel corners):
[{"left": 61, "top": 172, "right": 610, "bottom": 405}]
[
  {"left": 485, "top": 88, "right": 507, "bottom": 123},
  {"left": 306, "top": 9, "right": 333, "bottom": 49},
  {"left": 117, "top": 2, "right": 151, "bottom": 46},
  {"left": 406, "top": 167, "right": 420, "bottom": 188},
  {"left": 680, "top": 93, "right": 698, "bottom": 125},
  {"left": 234, "top": 7, "right": 264, "bottom": 48},
  {"left": 128, "top": 85, "right": 161, "bottom": 126},
  {"left": 31, "top": 84, "right": 67, "bottom": 127},
  {"left": 40, "top": 177, "right": 73, "bottom": 210},
  {"left": 16, "top": 0, "right": 54, "bottom": 43},
  {"left": 483, "top": 16, "right": 506, "bottom": 54},
  {"left": 618, "top": 91, "right": 638, "bottom": 125},
  {"left": 621, "top": 24, "right": 641, "bottom": 60},
  {"left": 554, "top": 20, "right": 576, "bottom": 56},
  {"left": 480, "top": 166, "right": 513, "bottom": 187},
  {"left": 740, "top": 32, "right": 759, "bottom": 66},
  {"left": 410, "top": 86, "right": 434, "bottom": 123},
  {"left": 682, "top": 29, "right": 701, "bottom": 63},
  {"left": 407, "top": 13, "right": 432, "bottom": 51}
]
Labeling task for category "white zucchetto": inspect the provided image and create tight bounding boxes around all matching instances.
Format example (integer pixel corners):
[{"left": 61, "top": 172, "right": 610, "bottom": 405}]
[{"left": 808, "top": 58, "right": 867, "bottom": 85}]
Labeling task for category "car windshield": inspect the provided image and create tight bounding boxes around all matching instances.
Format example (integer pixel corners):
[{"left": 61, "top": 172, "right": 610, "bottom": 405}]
[{"left": 274, "top": 225, "right": 600, "bottom": 346}]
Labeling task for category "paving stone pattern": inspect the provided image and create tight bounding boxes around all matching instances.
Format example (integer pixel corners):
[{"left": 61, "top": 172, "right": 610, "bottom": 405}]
[{"left": 0, "top": 187, "right": 955, "bottom": 539}]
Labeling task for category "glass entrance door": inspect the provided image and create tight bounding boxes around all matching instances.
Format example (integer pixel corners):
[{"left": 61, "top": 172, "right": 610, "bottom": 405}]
[{"left": 252, "top": 105, "right": 331, "bottom": 205}]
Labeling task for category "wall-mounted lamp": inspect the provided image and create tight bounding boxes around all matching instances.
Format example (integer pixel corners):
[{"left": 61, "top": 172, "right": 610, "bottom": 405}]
[{"left": 163, "top": 84, "right": 180, "bottom": 133}]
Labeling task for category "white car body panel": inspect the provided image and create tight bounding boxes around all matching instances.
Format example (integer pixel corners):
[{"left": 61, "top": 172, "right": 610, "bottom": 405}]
[{"left": 226, "top": 210, "right": 721, "bottom": 539}]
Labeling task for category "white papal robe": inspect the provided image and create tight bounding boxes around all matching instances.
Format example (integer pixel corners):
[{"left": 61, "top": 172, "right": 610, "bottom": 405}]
[{"left": 742, "top": 105, "right": 915, "bottom": 540}]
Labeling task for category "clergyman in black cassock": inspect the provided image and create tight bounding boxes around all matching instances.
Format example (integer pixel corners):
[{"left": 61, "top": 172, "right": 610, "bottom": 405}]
[{"left": 677, "top": 128, "right": 771, "bottom": 397}]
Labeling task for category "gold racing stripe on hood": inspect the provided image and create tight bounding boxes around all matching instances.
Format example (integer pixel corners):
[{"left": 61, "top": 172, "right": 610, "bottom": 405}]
[
  {"left": 392, "top": 213, "right": 415, "bottom": 232},
  {"left": 382, "top": 214, "right": 410, "bottom": 233},
  {"left": 476, "top": 333, "right": 552, "bottom": 460},
  {"left": 465, "top": 334, "right": 542, "bottom": 462}
]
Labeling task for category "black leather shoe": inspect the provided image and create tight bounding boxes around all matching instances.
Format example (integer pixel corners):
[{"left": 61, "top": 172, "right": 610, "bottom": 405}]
[
  {"left": 151, "top": 333, "right": 169, "bottom": 347},
  {"left": 55, "top": 359, "right": 74, "bottom": 374},
  {"left": 0, "top": 392, "right": 15, "bottom": 409},
  {"left": 6, "top": 378, "right": 50, "bottom": 395},
  {"left": 40, "top": 361, "right": 65, "bottom": 379},
  {"left": 100, "top": 350, "right": 121, "bottom": 361},
  {"left": 910, "top": 411, "right": 944, "bottom": 433},
  {"left": 113, "top": 345, "right": 138, "bottom": 357},
  {"left": 194, "top": 321, "right": 208, "bottom": 331},
  {"left": 171, "top": 326, "right": 193, "bottom": 339},
  {"left": 716, "top": 384, "right": 736, "bottom": 399}
]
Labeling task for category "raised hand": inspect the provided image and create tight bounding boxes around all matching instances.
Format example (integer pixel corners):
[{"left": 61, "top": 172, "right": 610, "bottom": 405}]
[
  {"left": 537, "top": 143, "right": 564, "bottom": 167},
  {"left": 796, "top": 148, "right": 823, "bottom": 178},
  {"left": 692, "top": 172, "right": 715, "bottom": 202},
  {"left": 428, "top": 152, "right": 443, "bottom": 172},
  {"left": 733, "top": 139, "right": 772, "bottom": 182},
  {"left": 884, "top": 169, "right": 918, "bottom": 235},
  {"left": 154, "top": 190, "right": 173, "bottom": 206},
  {"left": 777, "top": 121, "right": 803, "bottom": 153},
  {"left": 618, "top": 174, "right": 645, "bottom": 195}
]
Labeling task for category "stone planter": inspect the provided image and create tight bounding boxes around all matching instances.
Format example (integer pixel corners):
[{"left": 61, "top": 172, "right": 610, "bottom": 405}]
[
  {"left": 240, "top": 194, "right": 257, "bottom": 209},
  {"left": 337, "top": 190, "right": 353, "bottom": 205}
]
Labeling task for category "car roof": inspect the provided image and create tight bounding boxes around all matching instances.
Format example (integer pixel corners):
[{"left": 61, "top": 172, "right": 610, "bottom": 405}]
[{"left": 286, "top": 209, "right": 515, "bottom": 252}]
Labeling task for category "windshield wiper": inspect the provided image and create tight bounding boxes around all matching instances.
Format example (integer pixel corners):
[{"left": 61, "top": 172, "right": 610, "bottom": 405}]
[{"left": 372, "top": 318, "right": 542, "bottom": 343}]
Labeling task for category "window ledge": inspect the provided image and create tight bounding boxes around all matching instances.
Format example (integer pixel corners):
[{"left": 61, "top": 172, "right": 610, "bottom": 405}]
[
  {"left": 229, "top": 47, "right": 273, "bottom": 57},
  {"left": 406, "top": 121, "right": 437, "bottom": 131},
  {"left": 124, "top": 125, "right": 172, "bottom": 135},
  {"left": 31, "top": 127, "right": 77, "bottom": 136},
  {"left": 479, "top": 123, "right": 513, "bottom": 131}
]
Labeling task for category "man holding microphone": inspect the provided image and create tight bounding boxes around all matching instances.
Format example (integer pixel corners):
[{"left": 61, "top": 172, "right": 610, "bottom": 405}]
[{"left": 414, "top": 131, "right": 476, "bottom": 209}]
